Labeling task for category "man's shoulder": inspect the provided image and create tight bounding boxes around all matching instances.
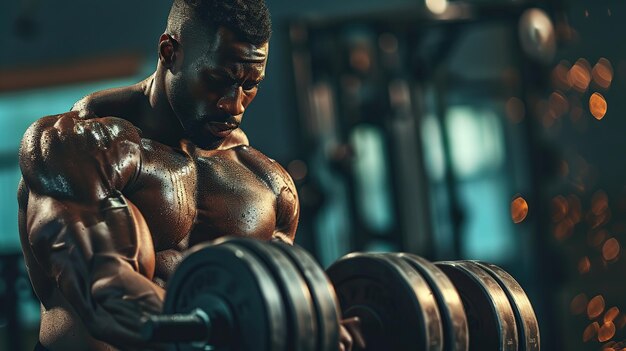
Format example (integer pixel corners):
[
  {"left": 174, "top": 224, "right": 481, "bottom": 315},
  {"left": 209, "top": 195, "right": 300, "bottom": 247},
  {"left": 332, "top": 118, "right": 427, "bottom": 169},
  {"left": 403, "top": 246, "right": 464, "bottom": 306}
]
[
  {"left": 19, "top": 112, "right": 143, "bottom": 200},
  {"left": 72, "top": 83, "right": 145, "bottom": 119},
  {"left": 22, "top": 111, "right": 142, "bottom": 146},
  {"left": 230, "top": 144, "right": 296, "bottom": 193}
]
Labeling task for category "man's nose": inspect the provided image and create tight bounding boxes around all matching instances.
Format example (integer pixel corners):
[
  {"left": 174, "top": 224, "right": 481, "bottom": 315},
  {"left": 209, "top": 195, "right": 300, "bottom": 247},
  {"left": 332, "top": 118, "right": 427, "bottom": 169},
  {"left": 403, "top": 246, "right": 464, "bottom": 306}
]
[{"left": 217, "top": 86, "right": 245, "bottom": 116}]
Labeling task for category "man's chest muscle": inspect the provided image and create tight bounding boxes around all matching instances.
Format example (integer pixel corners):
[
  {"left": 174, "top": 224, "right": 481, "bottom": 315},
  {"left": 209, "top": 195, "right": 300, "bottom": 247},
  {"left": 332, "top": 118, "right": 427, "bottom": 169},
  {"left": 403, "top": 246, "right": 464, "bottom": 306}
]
[{"left": 127, "top": 142, "right": 280, "bottom": 250}]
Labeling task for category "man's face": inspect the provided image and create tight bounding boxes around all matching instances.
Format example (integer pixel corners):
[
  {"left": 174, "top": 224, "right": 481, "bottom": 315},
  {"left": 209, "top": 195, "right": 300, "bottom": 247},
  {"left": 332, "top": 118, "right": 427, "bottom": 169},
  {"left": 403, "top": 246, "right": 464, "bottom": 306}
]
[{"left": 165, "top": 26, "right": 268, "bottom": 149}]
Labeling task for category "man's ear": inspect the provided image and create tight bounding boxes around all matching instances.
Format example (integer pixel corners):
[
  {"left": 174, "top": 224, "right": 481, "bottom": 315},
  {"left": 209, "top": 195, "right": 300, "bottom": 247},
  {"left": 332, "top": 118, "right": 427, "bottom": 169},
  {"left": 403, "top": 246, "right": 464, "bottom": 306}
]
[{"left": 159, "top": 34, "right": 180, "bottom": 69}]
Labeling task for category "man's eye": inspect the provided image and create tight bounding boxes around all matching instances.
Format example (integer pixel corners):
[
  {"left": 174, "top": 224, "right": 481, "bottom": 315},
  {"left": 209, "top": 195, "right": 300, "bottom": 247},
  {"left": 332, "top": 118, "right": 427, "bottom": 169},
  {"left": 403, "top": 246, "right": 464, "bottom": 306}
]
[
  {"left": 206, "top": 78, "right": 235, "bottom": 92},
  {"left": 242, "top": 81, "right": 260, "bottom": 91},
  {"left": 204, "top": 72, "right": 232, "bottom": 86}
]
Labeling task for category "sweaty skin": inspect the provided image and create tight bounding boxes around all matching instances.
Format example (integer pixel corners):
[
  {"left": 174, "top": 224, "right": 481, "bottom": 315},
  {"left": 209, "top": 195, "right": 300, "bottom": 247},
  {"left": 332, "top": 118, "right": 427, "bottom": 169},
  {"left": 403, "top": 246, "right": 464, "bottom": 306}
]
[
  {"left": 19, "top": 113, "right": 298, "bottom": 350},
  {"left": 19, "top": 27, "right": 299, "bottom": 350}
]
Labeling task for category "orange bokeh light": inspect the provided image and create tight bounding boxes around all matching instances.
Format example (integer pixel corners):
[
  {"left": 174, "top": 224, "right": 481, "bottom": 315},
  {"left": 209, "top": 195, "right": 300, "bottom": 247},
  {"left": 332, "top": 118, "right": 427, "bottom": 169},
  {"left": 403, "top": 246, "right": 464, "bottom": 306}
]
[
  {"left": 551, "top": 195, "right": 569, "bottom": 222},
  {"left": 590, "top": 92, "right": 608, "bottom": 120},
  {"left": 578, "top": 256, "right": 591, "bottom": 274},
  {"left": 592, "top": 58, "right": 613, "bottom": 89},
  {"left": 583, "top": 322, "right": 600, "bottom": 342},
  {"left": 605, "top": 307, "right": 620, "bottom": 323},
  {"left": 588, "top": 295, "right": 606, "bottom": 319},
  {"left": 598, "top": 321, "right": 616, "bottom": 342},
  {"left": 552, "top": 61, "right": 572, "bottom": 91},
  {"left": 592, "top": 190, "right": 609, "bottom": 215},
  {"left": 569, "top": 59, "right": 592, "bottom": 92},
  {"left": 350, "top": 46, "right": 371, "bottom": 72},
  {"left": 568, "top": 195, "right": 582, "bottom": 224},
  {"left": 288, "top": 159, "right": 308, "bottom": 181},
  {"left": 554, "top": 218, "right": 574, "bottom": 240},
  {"left": 571, "top": 293, "right": 589, "bottom": 315},
  {"left": 511, "top": 196, "right": 529, "bottom": 224},
  {"left": 602, "top": 238, "right": 621, "bottom": 261},
  {"left": 549, "top": 91, "right": 569, "bottom": 118}
]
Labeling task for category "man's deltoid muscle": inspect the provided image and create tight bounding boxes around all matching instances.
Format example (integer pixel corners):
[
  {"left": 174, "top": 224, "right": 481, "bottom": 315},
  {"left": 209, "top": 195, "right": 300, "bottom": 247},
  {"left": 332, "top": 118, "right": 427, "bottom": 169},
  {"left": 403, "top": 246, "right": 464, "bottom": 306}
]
[{"left": 18, "top": 1, "right": 302, "bottom": 350}]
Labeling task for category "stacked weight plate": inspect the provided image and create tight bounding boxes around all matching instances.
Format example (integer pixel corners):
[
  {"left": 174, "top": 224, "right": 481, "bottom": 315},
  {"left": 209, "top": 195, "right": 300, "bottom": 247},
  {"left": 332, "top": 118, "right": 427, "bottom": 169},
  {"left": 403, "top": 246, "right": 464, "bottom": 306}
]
[
  {"left": 327, "top": 254, "right": 540, "bottom": 351},
  {"left": 436, "top": 261, "right": 540, "bottom": 351},
  {"left": 162, "top": 237, "right": 342, "bottom": 351},
  {"left": 156, "top": 237, "right": 538, "bottom": 351}
]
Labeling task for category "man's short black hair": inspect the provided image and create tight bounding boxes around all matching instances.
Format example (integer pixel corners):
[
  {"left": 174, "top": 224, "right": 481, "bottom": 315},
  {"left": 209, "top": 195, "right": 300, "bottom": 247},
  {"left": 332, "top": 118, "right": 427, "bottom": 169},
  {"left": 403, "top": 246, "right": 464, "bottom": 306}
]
[{"left": 168, "top": 0, "right": 272, "bottom": 45}]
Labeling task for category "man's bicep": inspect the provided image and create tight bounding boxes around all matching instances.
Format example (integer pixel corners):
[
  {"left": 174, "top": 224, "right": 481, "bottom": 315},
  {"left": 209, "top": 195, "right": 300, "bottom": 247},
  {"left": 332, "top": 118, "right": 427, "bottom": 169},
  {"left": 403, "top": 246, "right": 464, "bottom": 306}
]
[
  {"left": 26, "top": 192, "right": 103, "bottom": 277},
  {"left": 26, "top": 189, "right": 155, "bottom": 277},
  {"left": 23, "top": 191, "right": 104, "bottom": 323},
  {"left": 26, "top": 191, "right": 161, "bottom": 308},
  {"left": 25, "top": 192, "right": 163, "bottom": 344}
]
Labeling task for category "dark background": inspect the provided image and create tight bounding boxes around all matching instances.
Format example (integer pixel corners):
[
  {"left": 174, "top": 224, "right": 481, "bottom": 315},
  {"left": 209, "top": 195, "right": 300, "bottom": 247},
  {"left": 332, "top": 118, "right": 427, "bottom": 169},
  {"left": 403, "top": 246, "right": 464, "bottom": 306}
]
[{"left": 1, "top": 0, "right": 624, "bottom": 350}]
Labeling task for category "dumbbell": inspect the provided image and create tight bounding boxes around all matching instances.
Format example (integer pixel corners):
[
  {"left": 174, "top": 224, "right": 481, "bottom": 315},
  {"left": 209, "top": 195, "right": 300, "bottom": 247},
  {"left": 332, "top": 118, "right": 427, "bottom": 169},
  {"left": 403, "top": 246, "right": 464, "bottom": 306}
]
[
  {"left": 327, "top": 252, "right": 540, "bottom": 351},
  {"left": 141, "top": 237, "right": 539, "bottom": 351},
  {"left": 141, "top": 236, "right": 342, "bottom": 351}
]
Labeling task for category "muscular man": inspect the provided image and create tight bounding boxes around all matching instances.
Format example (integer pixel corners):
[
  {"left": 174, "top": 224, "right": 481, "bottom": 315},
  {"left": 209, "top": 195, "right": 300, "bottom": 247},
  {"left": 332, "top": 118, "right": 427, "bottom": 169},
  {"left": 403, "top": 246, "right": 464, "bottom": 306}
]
[{"left": 18, "top": 1, "right": 361, "bottom": 350}]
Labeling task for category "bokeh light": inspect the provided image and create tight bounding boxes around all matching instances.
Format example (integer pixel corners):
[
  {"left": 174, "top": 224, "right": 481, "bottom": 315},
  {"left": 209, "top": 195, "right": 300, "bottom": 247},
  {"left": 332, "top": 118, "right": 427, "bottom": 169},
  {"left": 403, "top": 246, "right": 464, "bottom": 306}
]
[
  {"left": 602, "top": 238, "right": 620, "bottom": 261},
  {"left": 583, "top": 322, "right": 600, "bottom": 342},
  {"left": 511, "top": 196, "right": 529, "bottom": 223},
  {"left": 569, "top": 58, "right": 592, "bottom": 92},
  {"left": 592, "top": 190, "right": 609, "bottom": 215},
  {"left": 568, "top": 194, "right": 583, "bottom": 224},
  {"left": 589, "top": 92, "right": 608, "bottom": 120},
  {"left": 288, "top": 159, "right": 308, "bottom": 181},
  {"left": 425, "top": 0, "right": 448, "bottom": 14},
  {"left": 592, "top": 58, "right": 613, "bottom": 89},
  {"left": 604, "top": 307, "right": 620, "bottom": 323},
  {"left": 598, "top": 321, "right": 616, "bottom": 342},
  {"left": 551, "top": 61, "right": 572, "bottom": 91},
  {"left": 350, "top": 46, "right": 371, "bottom": 72},
  {"left": 551, "top": 195, "right": 569, "bottom": 222},
  {"left": 588, "top": 295, "right": 606, "bottom": 319},
  {"left": 571, "top": 293, "right": 589, "bottom": 315},
  {"left": 615, "top": 314, "right": 626, "bottom": 329},
  {"left": 577, "top": 256, "right": 591, "bottom": 274},
  {"left": 554, "top": 218, "right": 574, "bottom": 240},
  {"left": 549, "top": 91, "right": 569, "bottom": 118}
]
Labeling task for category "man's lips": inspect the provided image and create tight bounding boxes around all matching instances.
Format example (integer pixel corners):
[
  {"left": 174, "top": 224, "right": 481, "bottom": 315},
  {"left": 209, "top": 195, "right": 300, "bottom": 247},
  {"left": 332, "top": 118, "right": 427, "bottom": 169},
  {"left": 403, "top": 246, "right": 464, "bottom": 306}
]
[{"left": 204, "top": 121, "right": 239, "bottom": 138}]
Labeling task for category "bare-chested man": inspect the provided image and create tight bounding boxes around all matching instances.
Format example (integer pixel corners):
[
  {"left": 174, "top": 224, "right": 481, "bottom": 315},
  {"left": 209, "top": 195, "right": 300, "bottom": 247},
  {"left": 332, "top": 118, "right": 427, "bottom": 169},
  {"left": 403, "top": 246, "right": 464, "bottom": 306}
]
[{"left": 17, "top": 1, "right": 361, "bottom": 350}]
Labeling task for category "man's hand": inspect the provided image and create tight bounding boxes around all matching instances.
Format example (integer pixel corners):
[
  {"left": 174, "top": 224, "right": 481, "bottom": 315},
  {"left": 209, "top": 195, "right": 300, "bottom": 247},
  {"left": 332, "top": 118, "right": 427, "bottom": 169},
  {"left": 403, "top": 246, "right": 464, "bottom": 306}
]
[{"left": 339, "top": 317, "right": 366, "bottom": 351}]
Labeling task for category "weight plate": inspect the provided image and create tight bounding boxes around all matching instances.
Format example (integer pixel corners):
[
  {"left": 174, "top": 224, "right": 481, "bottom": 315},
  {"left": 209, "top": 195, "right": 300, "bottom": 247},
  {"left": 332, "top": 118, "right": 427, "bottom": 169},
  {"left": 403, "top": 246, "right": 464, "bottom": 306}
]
[
  {"left": 164, "top": 242, "right": 286, "bottom": 351},
  {"left": 394, "top": 253, "right": 469, "bottom": 351},
  {"left": 221, "top": 238, "right": 317, "bottom": 351},
  {"left": 327, "top": 253, "right": 443, "bottom": 351},
  {"left": 271, "top": 241, "right": 341, "bottom": 351},
  {"left": 473, "top": 262, "right": 540, "bottom": 351},
  {"left": 436, "top": 261, "right": 518, "bottom": 351}
]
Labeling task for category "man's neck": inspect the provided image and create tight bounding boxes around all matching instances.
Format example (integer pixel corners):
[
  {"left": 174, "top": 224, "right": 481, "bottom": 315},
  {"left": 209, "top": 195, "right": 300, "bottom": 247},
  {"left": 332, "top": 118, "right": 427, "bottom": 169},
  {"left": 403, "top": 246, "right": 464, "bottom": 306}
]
[{"left": 137, "top": 71, "right": 187, "bottom": 148}]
